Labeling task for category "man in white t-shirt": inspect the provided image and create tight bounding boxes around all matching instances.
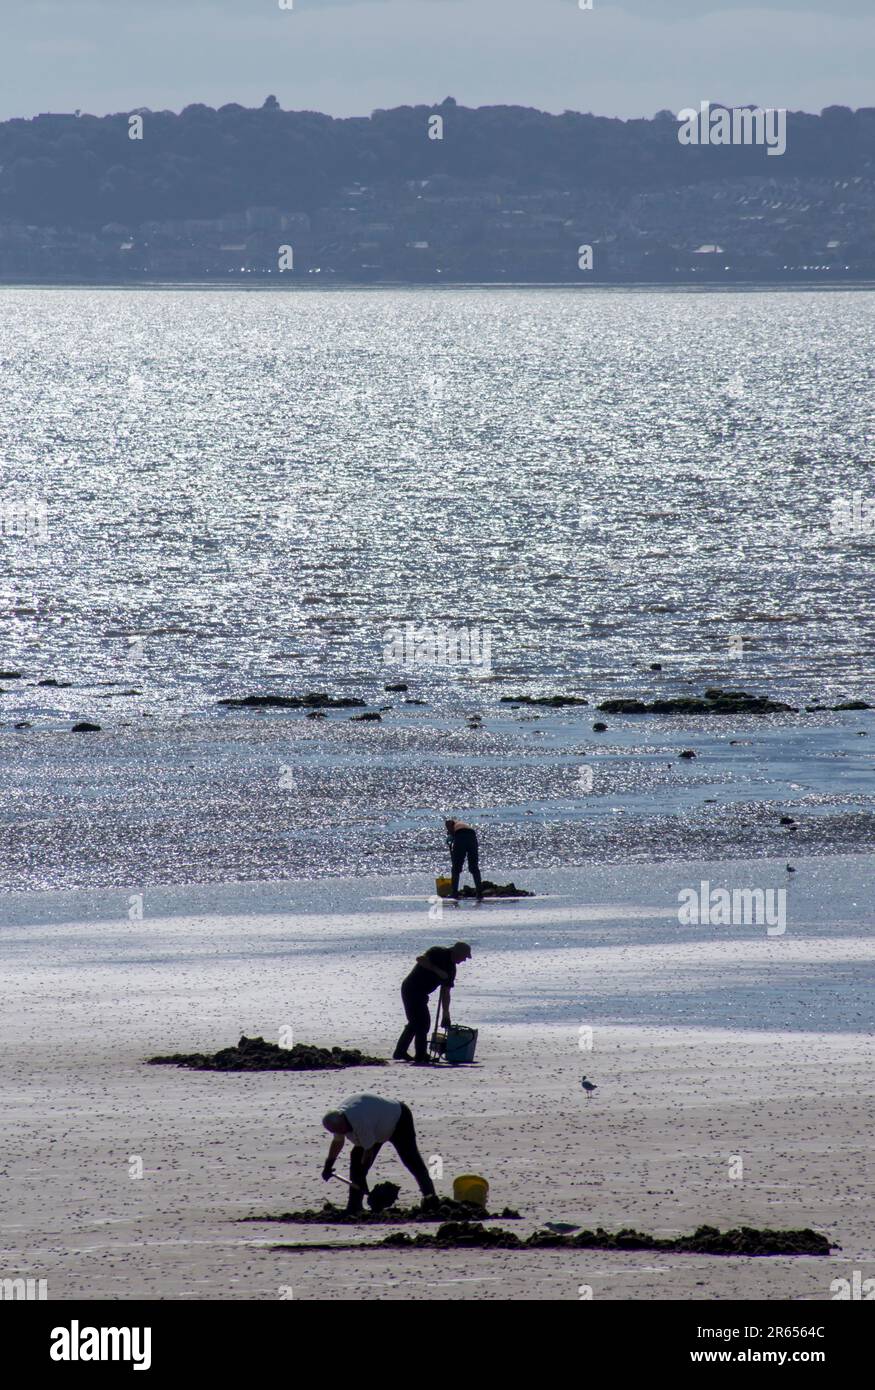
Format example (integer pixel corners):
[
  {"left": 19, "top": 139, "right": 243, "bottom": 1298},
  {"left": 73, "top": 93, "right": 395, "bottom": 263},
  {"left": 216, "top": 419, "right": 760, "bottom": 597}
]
[{"left": 321, "top": 1094, "right": 437, "bottom": 1214}]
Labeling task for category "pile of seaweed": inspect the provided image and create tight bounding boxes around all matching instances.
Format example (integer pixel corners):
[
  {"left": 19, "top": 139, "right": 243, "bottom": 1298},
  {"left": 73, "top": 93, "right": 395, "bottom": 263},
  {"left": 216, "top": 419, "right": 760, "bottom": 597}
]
[
  {"left": 272, "top": 1223, "right": 832, "bottom": 1256},
  {"left": 147, "top": 1035, "right": 386, "bottom": 1072},
  {"left": 244, "top": 1199, "right": 522, "bottom": 1225},
  {"left": 457, "top": 880, "right": 535, "bottom": 899},
  {"left": 378, "top": 1223, "right": 833, "bottom": 1255}
]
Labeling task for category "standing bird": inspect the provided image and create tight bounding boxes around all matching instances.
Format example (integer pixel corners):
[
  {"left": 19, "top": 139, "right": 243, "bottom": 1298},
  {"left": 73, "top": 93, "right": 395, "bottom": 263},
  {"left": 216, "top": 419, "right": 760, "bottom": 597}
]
[{"left": 580, "top": 1076, "right": 597, "bottom": 1099}]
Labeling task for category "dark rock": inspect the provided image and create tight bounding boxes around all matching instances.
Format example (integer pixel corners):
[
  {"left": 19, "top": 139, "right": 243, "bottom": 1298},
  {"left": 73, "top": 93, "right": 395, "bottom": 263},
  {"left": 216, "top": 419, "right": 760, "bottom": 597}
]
[
  {"left": 598, "top": 699, "right": 649, "bottom": 714},
  {"left": 0, "top": 671, "right": 22, "bottom": 678},
  {"left": 500, "top": 694, "right": 589, "bottom": 707},
  {"left": 384, "top": 682, "right": 408, "bottom": 692},
  {"left": 779, "top": 815, "right": 796, "bottom": 826},
  {"left": 351, "top": 712, "right": 382, "bottom": 722},
  {"left": 598, "top": 690, "right": 798, "bottom": 715},
  {"left": 218, "top": 693, "right": 366, "bottom": 709},
  {"left": 38, "top": 678, "right": 72, "bottom": 688},
  {"left": 95, "top": 689, "right": 141, "bottom": 697},
  {"left": 71, "top": 721, "right": 101, "bottom": 732},
  {"left": 679, "top": 749, "right": 696, "bottom": 760},
  {"left": 404, "top": 698, "right": 427, "bottom": 705},
  {"left": 649, "top": 663, "right": 663, "bottom": 671},
  {"left": 13, "top": 721, "right": 31, "bottom": 729},
  {"left": 805, "top": 700, "right": 872, "bottom": 713},
  {"left": 592, "top": 721, "right": 608, "bottom": 732},
  {"left": 147, "top": 1035, "right": 386, "bottom": 1072},
  {"left": 306, "top": 710, "right": 327, "bottom": 719},
  {"left": 223, "top": 692, "right": 370, "bottom": 711}
]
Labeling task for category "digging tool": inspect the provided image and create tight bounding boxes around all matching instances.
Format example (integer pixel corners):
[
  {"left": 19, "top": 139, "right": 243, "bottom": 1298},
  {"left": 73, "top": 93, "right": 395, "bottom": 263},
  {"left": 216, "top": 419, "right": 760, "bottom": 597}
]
[
  {"left": 428, "top": 1002, "right": 450, "bottom": 1062},
  {"left": 328, "top": 1172, "right": 400, "bottom": 1213}
]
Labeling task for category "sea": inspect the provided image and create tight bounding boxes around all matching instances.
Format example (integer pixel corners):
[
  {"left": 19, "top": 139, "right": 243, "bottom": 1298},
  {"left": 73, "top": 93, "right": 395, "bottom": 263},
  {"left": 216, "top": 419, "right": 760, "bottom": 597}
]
[{"left": 1, "top": 284, "right": 873, "bottom": 890}]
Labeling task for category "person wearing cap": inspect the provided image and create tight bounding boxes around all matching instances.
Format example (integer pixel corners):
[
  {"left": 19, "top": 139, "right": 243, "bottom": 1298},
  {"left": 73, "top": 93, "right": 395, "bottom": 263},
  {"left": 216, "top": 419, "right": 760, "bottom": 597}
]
[
  {"left": 444, "top": 817, "right": 483, "bottom": 900},
  {"left": 321, "top": 1094, "right": 437, "bottom": 1214},
  {"left": 392, "top": 941, "right": 472, "bottom": 1064}
]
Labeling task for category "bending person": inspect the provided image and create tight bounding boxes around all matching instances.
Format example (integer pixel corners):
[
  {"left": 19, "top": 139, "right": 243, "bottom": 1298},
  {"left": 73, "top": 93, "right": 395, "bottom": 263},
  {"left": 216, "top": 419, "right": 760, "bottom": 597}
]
[
  {"left": 445, "top": 816, "right": 483, "bottom": 899},
  {"left": 322, "top": 1094, "right": 436, "bottom": 1214}
]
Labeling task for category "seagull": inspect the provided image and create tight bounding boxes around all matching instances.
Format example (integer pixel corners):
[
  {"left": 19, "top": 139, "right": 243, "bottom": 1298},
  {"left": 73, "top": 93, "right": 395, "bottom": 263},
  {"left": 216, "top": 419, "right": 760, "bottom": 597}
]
[
  {"left": 786, "top": 864, "right": 796, "bottom": 873},
  {"left": 581, "top": 1076, "right": 597, "bottom": 1098}
]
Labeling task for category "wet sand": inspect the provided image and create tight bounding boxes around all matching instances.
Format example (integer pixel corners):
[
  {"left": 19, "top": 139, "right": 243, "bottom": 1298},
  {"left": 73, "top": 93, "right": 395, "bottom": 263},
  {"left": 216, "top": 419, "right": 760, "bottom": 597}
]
[{"left": 1, "top": 862, "right": 873, "bottom": 1300}]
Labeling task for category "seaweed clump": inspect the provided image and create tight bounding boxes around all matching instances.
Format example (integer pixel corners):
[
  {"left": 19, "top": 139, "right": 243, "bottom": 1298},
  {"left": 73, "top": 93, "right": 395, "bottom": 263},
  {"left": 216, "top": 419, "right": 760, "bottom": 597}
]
[
  {"left": 147, "top": 1035, "right": 386, "bottom": 1072},
  {"left": 378, "top": 1223, "right": 832, "bottom": 1256},
  {"left": 245, "top": 1200, "right": 521, "bottom": 1225}
]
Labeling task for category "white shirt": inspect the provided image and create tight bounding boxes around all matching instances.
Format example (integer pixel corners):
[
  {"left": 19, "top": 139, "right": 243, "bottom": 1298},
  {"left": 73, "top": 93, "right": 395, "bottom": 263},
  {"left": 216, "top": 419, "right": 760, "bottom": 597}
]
[{"left": 339, "top": 1094, "right": 403, "bottom": 1150}]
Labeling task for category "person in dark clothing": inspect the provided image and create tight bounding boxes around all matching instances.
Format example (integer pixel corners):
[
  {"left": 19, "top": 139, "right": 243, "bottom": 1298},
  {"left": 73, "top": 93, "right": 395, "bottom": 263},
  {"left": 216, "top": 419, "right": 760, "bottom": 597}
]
[
  {"left": 321, "top": 1094, "right": 437, "bottom": 1213},
  {"left": 392, "top": 941, "right": 472, "bottom": 1063},
  {"left": 445, "top": 817, "right": 483, "bottom": 899}
]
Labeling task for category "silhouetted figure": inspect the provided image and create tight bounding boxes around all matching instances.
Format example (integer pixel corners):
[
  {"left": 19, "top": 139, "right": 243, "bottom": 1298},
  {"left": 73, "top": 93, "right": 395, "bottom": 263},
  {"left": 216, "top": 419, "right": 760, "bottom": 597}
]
[
  {"left": 321, "top": 1095, "right": 436, "bottom": 1213},
  {"left": 445, "top": 817, "right": 483, "bottom": 899},
  {"left": 393, "top": 941, "right": 472, "bottom": 1063}
]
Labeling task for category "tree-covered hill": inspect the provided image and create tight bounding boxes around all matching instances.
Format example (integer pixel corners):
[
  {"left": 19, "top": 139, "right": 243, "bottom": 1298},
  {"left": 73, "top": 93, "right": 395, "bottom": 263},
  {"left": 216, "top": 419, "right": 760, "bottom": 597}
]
[{"left": 1, "top": 97, "right": 873, "bottom": 229}]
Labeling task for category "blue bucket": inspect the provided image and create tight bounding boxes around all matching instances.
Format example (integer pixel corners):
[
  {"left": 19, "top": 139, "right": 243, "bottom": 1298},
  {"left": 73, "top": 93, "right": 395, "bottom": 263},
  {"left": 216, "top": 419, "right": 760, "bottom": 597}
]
[{"left": 444, "top": 1024, "right": 478, "bottom": 1063}]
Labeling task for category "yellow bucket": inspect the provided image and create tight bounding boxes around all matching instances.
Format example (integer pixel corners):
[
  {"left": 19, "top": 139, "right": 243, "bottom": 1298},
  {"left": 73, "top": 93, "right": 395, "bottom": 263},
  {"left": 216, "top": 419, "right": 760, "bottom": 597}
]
[
  {"left": 453, "top": 1174, "right": 489, "bottom": 1207},
  {"left": 435, "top": 875, "right": 452, "bottom": 898}
]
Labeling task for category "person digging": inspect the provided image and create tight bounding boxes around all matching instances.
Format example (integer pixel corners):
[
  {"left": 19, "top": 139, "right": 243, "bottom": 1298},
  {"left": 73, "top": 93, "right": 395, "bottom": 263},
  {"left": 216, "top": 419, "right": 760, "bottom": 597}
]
[
  {"left": 321, "top": 1094, "right": 437, "bottom": 1215},
  {"left": 392, "top": 941, "right": 472, "bottom": 1064}
]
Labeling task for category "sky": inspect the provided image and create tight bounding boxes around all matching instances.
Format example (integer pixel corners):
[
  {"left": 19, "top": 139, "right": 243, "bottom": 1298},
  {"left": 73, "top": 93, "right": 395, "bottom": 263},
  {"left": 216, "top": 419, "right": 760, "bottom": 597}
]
[{"left": 0, "top": 0, "right": 872, "bottom": 123}]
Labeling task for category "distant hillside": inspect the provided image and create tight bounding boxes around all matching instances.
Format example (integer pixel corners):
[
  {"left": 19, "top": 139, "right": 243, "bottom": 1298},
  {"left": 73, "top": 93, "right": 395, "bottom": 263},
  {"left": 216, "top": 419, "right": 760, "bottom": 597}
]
[{"left": 1, "top": 99, "right": 874, "bottom": 282}]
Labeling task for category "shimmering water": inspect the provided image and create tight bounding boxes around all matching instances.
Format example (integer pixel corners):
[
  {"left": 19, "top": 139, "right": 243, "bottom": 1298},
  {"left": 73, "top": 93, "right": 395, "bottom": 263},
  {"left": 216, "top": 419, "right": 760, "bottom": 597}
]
[{"left": 1, "top": 286, "right": 873, "bottom": 888}]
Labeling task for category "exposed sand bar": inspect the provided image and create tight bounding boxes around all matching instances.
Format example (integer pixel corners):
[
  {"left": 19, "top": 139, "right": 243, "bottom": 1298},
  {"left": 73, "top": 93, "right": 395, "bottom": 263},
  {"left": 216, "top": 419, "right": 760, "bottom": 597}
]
[{"left": 1, "top": 858, "right": 872, "bottom": 1300}]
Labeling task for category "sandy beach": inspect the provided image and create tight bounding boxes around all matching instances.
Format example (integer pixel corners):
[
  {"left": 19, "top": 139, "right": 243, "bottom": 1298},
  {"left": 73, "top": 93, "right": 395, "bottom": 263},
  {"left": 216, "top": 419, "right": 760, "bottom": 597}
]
[{"left": 2, "top": 858, "right": 872, "bottom": 1301}]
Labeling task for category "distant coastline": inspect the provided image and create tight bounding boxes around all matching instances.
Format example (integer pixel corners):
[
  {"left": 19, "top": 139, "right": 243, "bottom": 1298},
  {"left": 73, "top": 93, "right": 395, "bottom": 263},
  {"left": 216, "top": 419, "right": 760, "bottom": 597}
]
[
  {"left": 2, "top": 276, "right": 875, "bottom": 292},
  {"left": 3, "top": 102, "right": 874, "bottom": 284}
]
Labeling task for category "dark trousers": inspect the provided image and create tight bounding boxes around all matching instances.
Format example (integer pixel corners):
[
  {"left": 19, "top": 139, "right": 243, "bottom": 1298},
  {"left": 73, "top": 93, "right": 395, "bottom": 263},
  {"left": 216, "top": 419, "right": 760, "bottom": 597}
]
[
  {"left": 451, "top": 830, "right": 482, "bottom": 896},
  {"left": 394, "top": 983, "right": 432, "bottom": 1061},
  {"left": 347, "top": 1103, "right": 436, "bottom": 1211}
]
